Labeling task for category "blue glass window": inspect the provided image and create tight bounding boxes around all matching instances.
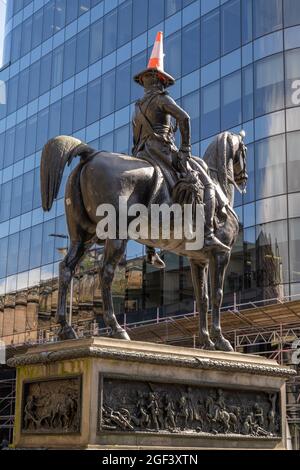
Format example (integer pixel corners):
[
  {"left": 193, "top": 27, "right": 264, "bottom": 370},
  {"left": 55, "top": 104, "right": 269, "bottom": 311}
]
[
  {"left": 254, "top": 53, "right": 284, "bottom": 118},
  {"left": 61, "top": 94, "right": 74, "bottom": 135},
  {"left": 7, "top": 233, "right": 19, "bottom": 276},
  {"left": 8, "top": 75, "right": 18, "bottom": 114},
  {"left": 76, "top": 28, "right": 90, "bottom": 73},
  {"left": 0, "top": 181, "right": 12, "bottom": 222},
  {"left": 29, "top": 61, "right": 41, "bottom": 102},
  {"left": 287, "top": 131, "right": 300, "bottom": 193},
  {"left": 242, "top": 64, "right": 253, "bottom": 122},
  {"left": 221, "top": 71, "right": 242, "bottom": 129},
  {"left": 18, "top": 68, "right": 29, "bottom": 108},
  {"left": 285, "top": 48, "right": 300, "bottom": 109},
  {"left": 114, "top": 125, "right": 129, "bottom": 154},
  {"left": 66, "top": 0, "right": 79, "bottom": 24},
  {"left": 131, "top": 51, "right": 147, "bottom": 102},
  {"left": 182, "top": 91, "right": 200, "bottom": 143},
  {"left": 284, "top": 0, "right": 300, "bottom": 27},
  {"left": 87, "top": 78, "right": 101, "bottom": 126},
  {"left": 40, "top": 53, "right": 52, "bottom": 95},
  {"left": 43, "top": 0, "right": 55, "bottom": 42},
  {"left": 0, "top": 132, "right": 4, "bottom": 169},
  {"left": 255, "top": 134, "right": 286, "bottom": 199},
  {"left": 31, "top": 10, "right": 43, "bottom": 49},
  {"left": 90, "top": 18, "right": 103, "bottom": 65},
  {"left": 10, "top": 176, "right": 23, "bottom": 218},
  {"left": 52, "top": 45, "right": 64, "bottom": 88},
  {"left": 15, "top": 122, "right": 26, "bottom": 162},
  {"left": 21, "top": 16, "right": 33, "bottom": 57},
  {"left": 55, "top": 0, "right": 66, "bottom": 32},
  {"left": 103, "top": 10, "right": 117, "bottom": 56},
  {"left": 79, "top": 0, "right": 91, "bottom": 16},
  {"left": 4, "top": 128, "right": 15, "bottom": 167},
  {"left": 244, "top": 143, "right": 255, "bottom": 204},
  {"left": 101, "top": 70, "right": 116, "bottom": 117},
  {"left": 42, "top": 220, "right": 56, "bottom": 265},
  {"left": 253, "top": 0, "right": 282, "bottom": 39},
  {"left": 165, "top": 31, "right": 182, "bottom": 79},
  {"left": 149, "top": 0, "right": 164, "bottom": 28},
  {"left": 166, "top": 0, "right": 182, "bottom": 17},
  {"left": 18, "top": 229, "right": 31, "bottom": 273},
  {"left": 73, "top": 87, "right": 87, "bottom": 131},
  {"left": 221, "top": 0, "right": 241, "bottom": 55},
  {"left": 118, "top": 0, "right": 133, "bottom": 48},
  {"left": 242, "top": 0, "right": 253, "bottom": 44},
  {"left": 11, "top": 24, "right": 22, "bottom": 62},
  {"left": 25, "top": 115, "right": 37, "bottom": 156},
  {"left": 0, "top": 237, "right": 8, "bottom": 278},
  {"left": 116, "top": 61, "right": 131, "bottom": 110},
  {"left": 30, "top": 224, "right": 42, "bottom": 269},
  {"left": 22, "top": 171, "right": 34, "bottom": 214},
  {"left": 49, "top": 101, "right": 62, "bottom": 138},
  {"left": 33, "top": 167, "right": 41, "bottom": 209},
  {"left": 63, "top": 37, "right": 77, "bottom": 81},
  {"left": 36, "top": 109, "right": 49, "bottom": 151},
  {"left": 201, "top": 81, "right": 220, "bottom": 139},
  {"left": 201, "top": 10, "right": 220, "bottom": 66},
  {"left": 133, "top": 0, "right": 148, "bottom": 38},
  {"left": 182, "top": 20, "right": 200, "bottom": 76}
]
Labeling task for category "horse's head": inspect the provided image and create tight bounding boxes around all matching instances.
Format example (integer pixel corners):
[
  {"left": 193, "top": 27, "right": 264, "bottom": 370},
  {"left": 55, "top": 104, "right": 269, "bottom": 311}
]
[{"left": 230, "top": 130, "right": 248, "bottom": 192}]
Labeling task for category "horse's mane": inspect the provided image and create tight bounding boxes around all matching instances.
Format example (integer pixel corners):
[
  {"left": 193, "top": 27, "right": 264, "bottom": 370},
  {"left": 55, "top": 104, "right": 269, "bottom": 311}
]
[{"left": 203, "top": 132, "right": 234, "bottom": 196}]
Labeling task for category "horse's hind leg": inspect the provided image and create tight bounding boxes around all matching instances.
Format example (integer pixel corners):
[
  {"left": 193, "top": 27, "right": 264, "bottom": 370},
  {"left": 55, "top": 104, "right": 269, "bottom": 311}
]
[
  {"left": 190, "top": 260, "right": 215, "bottom": 350},
  {"left": 210, "top": 252, "right": 234, "bottom": 352},
  {"left": 56, "top": 240, "right": 86, "bottom": 340},
  {"left": 99, "top": 239, "right": 130, "bottom": 340}
]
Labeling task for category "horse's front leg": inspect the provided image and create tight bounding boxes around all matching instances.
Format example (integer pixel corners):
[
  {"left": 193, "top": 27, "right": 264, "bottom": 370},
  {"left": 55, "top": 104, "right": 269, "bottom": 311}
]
[
  {"left": 99, "top": 239, "right": 130, "bottom": 340},
  {"left": 210, "top": 252, "right": 234, "bottom": 352},
  {"left": 190, "top": 260, "right": 215, "bottom": 350},
  {"left": 56, "top": 241, "right": 86, "bottom": 340}
]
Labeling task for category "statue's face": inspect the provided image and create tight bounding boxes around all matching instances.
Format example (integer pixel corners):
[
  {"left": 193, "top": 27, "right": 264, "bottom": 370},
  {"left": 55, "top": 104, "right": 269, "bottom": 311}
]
[{"left": 142, "top": 72, "right": 165, "bottom": 90}]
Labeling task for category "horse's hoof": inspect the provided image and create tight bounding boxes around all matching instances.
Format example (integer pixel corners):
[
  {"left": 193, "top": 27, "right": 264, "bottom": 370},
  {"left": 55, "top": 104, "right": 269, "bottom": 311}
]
[
  {"left": 213, "top": 336, "right": 234, "bottom": 352},
  {"left": 57, "top": 323, "right": 78, "bottom": 341},
  {"left": 111, "top": 328, "right": 131, "bottom": 341},
  {"left": 198, "top": 339, "right": 215, "bottom": 351}
]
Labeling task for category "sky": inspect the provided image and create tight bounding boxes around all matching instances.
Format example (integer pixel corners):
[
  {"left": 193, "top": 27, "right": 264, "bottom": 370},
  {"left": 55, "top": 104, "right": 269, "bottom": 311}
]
[{"left": 0, "top": 0, "right": 6, "bottom": 67}]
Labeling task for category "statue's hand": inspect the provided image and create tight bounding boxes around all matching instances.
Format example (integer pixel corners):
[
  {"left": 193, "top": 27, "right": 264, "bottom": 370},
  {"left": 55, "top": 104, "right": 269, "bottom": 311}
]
[{"left": 176, "top": 147, "right": 191, "bottom": 175}]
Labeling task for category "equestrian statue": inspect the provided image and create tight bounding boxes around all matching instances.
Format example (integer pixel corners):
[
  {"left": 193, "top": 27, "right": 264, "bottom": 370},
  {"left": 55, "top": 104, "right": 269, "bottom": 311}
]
[{"left": 40, "top": 32, "right": 248, "bottom": 351}]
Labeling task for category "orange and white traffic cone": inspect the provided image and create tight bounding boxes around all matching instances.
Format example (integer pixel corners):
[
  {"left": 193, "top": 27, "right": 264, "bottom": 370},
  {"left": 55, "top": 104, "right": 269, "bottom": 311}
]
[{"left": 134, "top": 31, "right": 175, "bottom": 87}]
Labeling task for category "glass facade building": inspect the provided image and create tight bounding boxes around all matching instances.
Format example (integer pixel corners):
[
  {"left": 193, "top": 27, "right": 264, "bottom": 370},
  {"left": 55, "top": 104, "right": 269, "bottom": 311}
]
[{"left": 1, "top": 0, "right": 300, "bottom": 342}]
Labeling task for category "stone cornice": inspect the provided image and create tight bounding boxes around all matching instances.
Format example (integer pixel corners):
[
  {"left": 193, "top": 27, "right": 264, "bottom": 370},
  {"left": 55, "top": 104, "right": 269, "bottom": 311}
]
[{"left": 7, "top": 345, "right": 296, "bottom": 378}]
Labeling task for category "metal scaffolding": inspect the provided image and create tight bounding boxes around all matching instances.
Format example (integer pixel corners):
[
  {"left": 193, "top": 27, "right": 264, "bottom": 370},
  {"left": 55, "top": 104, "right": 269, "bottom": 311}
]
[{"left": 0, "top": 374, "right": 16, "bottom": 444}]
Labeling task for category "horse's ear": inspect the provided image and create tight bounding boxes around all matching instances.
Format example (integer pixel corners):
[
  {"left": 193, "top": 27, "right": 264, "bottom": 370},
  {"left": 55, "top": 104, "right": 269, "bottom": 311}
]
[{"left": 239, "top": 130, "right": 246, "bottom": 141}]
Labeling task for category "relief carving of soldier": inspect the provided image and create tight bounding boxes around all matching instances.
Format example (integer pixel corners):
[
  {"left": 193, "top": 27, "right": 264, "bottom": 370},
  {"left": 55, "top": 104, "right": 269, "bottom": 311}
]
[{"left": 132, "top": 32, "right": 230, "bottom": 269}]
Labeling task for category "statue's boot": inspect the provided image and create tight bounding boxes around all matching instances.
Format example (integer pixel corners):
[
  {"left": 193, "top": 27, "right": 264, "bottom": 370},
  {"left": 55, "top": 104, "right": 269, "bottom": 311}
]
[
  {"left": 204, "top": 192, "right": 230, "bottom": 252},
  {"left": 57, "top": 321, "right": 78, "bottom": 340},
  {"left": 146, "top": 247, "right": 166, "bottom": 269}
]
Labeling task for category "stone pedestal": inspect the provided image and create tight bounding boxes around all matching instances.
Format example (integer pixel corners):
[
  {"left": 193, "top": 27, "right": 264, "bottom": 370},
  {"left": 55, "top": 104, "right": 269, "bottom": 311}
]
[{"left": 8, "top": 337, "right": 295, "bottom": 450}]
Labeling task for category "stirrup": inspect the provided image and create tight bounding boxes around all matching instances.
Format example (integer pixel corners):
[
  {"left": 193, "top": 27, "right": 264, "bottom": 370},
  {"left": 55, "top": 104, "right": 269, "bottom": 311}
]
[
  {"left": 204, "top": 234, "right": 230, "bottom": 252},
  {"left": 146, "top": 252, "right": 166, "bottom": 269}
]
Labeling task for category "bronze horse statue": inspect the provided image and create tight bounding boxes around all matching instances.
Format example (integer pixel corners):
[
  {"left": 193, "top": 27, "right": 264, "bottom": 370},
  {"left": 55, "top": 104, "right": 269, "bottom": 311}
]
[{"left": 40, "top": 131, "right": 247, "bottom": 351}]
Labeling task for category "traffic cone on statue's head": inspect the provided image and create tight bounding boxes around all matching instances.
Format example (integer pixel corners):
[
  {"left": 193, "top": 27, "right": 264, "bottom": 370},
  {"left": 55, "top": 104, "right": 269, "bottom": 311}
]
[{"left": 134, "top": 31, "right": 175, "bottom": 88}]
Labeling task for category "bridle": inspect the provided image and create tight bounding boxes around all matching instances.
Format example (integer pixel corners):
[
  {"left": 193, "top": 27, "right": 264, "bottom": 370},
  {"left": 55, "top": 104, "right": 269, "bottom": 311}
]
[{"left": 231, "top": 139, "right": 248, "bottom": 194}]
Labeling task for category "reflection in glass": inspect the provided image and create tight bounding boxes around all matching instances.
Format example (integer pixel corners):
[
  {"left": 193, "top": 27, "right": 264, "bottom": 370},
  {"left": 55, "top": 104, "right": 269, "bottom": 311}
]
[
  {"left": 221, "top": 0, "right": 241, "bottom": 55},
  {"left": 289, "top": 218, "right": 300, "bottom": 282},
  {"left": 201, "top": 9, "right": 220, "bottom": 66},
  {"left": 201, "top": 81, "right": 220, "bottom": 139},
  {"left": 254, "top": 54, "right": 284, "bottom": 117},
  {"left": 253, "top": 0, "right": 282, "bottom": 39},
  {"left": 287, "top": 131, "right": 300, "bottom": 193},
  {"left": 256, "top": 220, "right": 288, "bottom": 298},
  {"left": 255, "top": 134, "right": 286, "bottom": 199},
  {"left": 285, "top": 48, "right": 300, "bottom": 109},
  {"left": 221, "top": 71, "right": 242, "bottom": 129}
]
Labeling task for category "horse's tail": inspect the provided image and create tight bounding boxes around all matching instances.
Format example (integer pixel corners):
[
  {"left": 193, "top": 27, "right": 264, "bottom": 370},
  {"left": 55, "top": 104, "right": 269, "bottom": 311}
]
[{"left": 40, "top": 135, "right": 94, "bottom": 211}]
